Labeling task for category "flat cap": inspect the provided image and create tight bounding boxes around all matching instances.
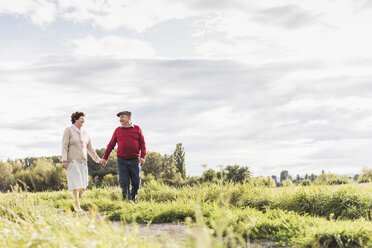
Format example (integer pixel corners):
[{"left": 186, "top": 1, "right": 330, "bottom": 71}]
[{"left": 116, "top": 111, "right": 132, "bottom": 117}]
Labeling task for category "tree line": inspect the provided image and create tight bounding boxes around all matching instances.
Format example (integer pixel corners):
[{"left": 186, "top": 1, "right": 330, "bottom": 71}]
[
  {"left": 0, "top": 143, "right": 371, "bottom": 192},
  {"left": 274, "top": 168, "right": 372, "bottom": 186},
  {"left": 0, "top": 143, "right": 188, "bottom": 192}
]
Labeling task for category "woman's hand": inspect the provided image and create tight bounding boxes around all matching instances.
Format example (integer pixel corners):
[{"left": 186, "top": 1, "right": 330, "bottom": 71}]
[
  {"left": 99, "top": 159, "right": 107, "bottom": 167},
  {"left": 62, "top": 161, "right": 68, "bottom": 169}
]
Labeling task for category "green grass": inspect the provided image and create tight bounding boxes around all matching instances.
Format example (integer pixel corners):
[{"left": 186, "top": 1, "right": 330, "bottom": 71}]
[{"left": 0, "top": 181, "right": 371, "bottom": 247}]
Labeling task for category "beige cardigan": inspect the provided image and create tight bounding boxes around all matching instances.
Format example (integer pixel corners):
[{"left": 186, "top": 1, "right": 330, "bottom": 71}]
[{"left": 62, "top": 126, "right": 100, "bottom": 164}]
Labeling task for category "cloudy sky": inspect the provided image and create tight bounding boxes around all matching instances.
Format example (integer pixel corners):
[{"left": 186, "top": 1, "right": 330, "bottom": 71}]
[{"left": 1, "top": 0, "right": 372, "bottom": 177}]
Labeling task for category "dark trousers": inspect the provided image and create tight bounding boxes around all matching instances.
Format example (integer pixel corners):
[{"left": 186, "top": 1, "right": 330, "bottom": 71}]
[{"left": 117, "top": 157, "right": 141, "bottom": 201}]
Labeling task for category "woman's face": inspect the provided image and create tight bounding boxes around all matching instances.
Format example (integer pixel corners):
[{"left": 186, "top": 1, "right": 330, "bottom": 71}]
[{"left": 75, "top": 116, "right": 85, "bottom": 126}]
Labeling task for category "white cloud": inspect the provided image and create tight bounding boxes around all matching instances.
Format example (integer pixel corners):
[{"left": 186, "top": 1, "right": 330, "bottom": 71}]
[
  {"left": 59, "top": 0, "right": 192, "bottom": 32},
  {"left": 69, "top": 36, "right": 156, "bottom": 58},
  {"left": 194, "top": 39, "right": 264, "bottom": 61},
  {"left": 191, "top": 0, "right": 372, "bottom": 62},
  {"left": 0, "top": 0, "right": 57, "bottom": 26},
  {"left": 1, "top": 56, "right": 372, "bottom": 177},
  {"left": 2, "top": 0, "right": 372, "bottom": 64},
  {"left": 2, "top": 0, "right": 372, "bottom": 177}
]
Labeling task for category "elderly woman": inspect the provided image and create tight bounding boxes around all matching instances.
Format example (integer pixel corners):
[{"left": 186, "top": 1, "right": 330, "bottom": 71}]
[{"left": 62, "top": 111, "right": 104, "bottom": 212}]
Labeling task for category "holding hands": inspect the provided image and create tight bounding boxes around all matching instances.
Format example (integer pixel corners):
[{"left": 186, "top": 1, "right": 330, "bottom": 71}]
[
  {"left": 100, "top": 158, "right": 107, "bottom": 167},
  {"left": 63, "top": 160, "right": 106, "bottom": 168},
  {"left": 62, "top": 161, "right": 68, "bottom": 169}
]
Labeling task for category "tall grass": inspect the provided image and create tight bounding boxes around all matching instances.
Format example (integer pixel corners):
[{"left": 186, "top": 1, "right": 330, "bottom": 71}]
[
  {"left": 1, "top": 181, "right": 371, "bottom": 247},
  {"left": 137, "top": 181, "right": 372, "bottom": 220}
]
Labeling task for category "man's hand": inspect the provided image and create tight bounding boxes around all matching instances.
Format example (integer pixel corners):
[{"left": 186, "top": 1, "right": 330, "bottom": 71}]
[
  {"left": 140, "top": 158, "right": 145, "bottom": 167},
  {"left": 62, "top": 161, "right": 68, "bottom": 169},
  {"left": 100, "top": 159, "right": 107, "bottom": 167}
]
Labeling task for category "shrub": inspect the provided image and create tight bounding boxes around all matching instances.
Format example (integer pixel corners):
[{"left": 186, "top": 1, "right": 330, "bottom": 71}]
[
  {"left": 102, "top": 174, "right": 118, "bottom": 187},
  {"left": 251, "top": 177, "right": 276, "bottom": 187},
  {"left": 326, "top": 176, "right": 348, "bottom": 185},
  {"left": 280, "top": 179, "right": 293, "bottom": 187},
  {"left": 358, "top": 167, "right": 372, "bottom": 183},
  {"left": 297, "top": 179, "right": 311, "bottom": 186}
]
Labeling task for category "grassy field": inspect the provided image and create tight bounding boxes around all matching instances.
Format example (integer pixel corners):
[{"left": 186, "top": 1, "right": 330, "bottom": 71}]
[{"left": 0, "top": 181, "right": 371, "bottom": 247}]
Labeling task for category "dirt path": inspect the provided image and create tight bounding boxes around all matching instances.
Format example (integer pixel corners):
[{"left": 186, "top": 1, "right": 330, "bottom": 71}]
[
  {"left": 73, "top": 211, "right": 292, "bottom": 247},
  {"left": 124, "top": 223, "right": 289, "bottom": 247}
]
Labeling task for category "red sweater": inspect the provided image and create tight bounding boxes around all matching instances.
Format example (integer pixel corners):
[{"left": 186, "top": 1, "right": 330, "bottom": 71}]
[{"left": 103, "top": 125, "right": 146, "bottom": 160}]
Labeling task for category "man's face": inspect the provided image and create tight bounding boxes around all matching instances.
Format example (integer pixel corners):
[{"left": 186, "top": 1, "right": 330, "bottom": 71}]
[{"left": 119, "top": 114, "right": 131, "bottom": 126}]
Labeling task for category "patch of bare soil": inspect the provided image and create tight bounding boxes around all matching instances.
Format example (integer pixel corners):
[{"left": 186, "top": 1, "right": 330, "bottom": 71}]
[
  {"left": 75, "top": 212, "right": 294, "bottom": 247},
  {"left": 116, "top": 222, "right": 292, "bottom": 247}
]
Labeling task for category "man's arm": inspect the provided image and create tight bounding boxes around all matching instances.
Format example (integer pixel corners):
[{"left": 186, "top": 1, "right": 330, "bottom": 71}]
[
  {"left": 138, "top": 127, "right": 146, "bottom": 166},
  {"left": 102, "top": 128, "right": 117, "bottom": 162}
]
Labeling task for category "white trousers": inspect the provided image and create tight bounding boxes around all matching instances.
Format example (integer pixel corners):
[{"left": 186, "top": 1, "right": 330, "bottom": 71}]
[{"left": 66, "top": 162, "right": 88, "bottom": 191}]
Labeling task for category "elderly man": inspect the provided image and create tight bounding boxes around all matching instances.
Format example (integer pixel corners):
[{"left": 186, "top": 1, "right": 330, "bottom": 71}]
[{"left": 101, "top": 111, "right": 146, "bottom": 202}]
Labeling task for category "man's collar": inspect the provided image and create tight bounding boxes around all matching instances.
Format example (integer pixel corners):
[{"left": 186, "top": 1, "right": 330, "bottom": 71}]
[{"left": 121, "top": 123, "right": 134, "bottom": 129}]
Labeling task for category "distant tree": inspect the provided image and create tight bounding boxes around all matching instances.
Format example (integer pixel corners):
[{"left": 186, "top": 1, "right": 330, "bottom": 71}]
[
  {"left": 33, "top": 158, "right": 54, "bottom": 178},
  {"left": 295, "top": 174, "right": 301, "bottom": 182},
  {"left": 305, "top": 173, "right": 309, "bottom": 180},
  {"left": 186, "top": 175, "right": 201, "bottom": 186},
  {"left": 14, "top": 170, "right": 32, "bottom": 191},
  {"left": 19, "top": 157, "right": 40, "bottom": 168},
  {"left": 271, "top": 175, "right": 278, "bottom": 184},
  {"left": 160, "top": 154, "right": 182, "bottom": 185},
  {"left": 0, "top": 162, "right": 13, "bottom": 191},
  {"left": 224, "top": 165, "right": 251, "bottom": 183},
  {"left": 31, "top": 158, "right": 55, "bottom": 191},
  {"left": 251, "top": 176, "right": 276, "bottom": 187},
  {"left": 201, "top": 169, "right": 218, "bottom": 183},
  {"left": 11, "top": 158, "right": 67, "bottom": 191},
  {"left": 7, "top": 159, "right": 23, "bottom": 174},
  {"left": 314, "top": 170, "right": 328, "bottom": 185},
  {"left": 358, "top": 167, "right": 372, "bottom": 183},
  {"left": 48, "top": 163, "right": 67, "bottom": 190},
  {"left": 326, "top": 176, "right": 348, "bottom": 185},
  {"left": 297, "top": 179, "right": 311, "bottom": 186},
  {"left": 280, "top": 178, "right": 293, "bottom": 187},
  {"left": 142, "top": 151, "right": 183, "bottom": 185},
  {"left": 142, "top": 151, "right": 164, "bottom": 180},
  {"left": 280, "top": 170, "right": 291, "bottom": 182},
  {"left": 173, "top": 143, "right": 186, "bottom": 179},
  {"left": 49, "top": 156, "right": 62, "bottom": 164},
  {"left": 314, "top": 171, "right": 349, "bottom": 185},
  {"left": 353, "top": 174, "right": 359, "bottom": 181},
  {"left": 310, "top": 173, "right": 317, "bottom": 181}
]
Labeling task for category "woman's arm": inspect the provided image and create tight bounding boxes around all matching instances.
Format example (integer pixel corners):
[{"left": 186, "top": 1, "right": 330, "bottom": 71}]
[
  {"left": 62, "top": 128, "right": 70, "bottom": 162},
  {"left": 62, "top": 128, "right": 70, "bottom": 168},
  {"left": 87, "top": 135, "right": 101, "bottom": 163}
]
